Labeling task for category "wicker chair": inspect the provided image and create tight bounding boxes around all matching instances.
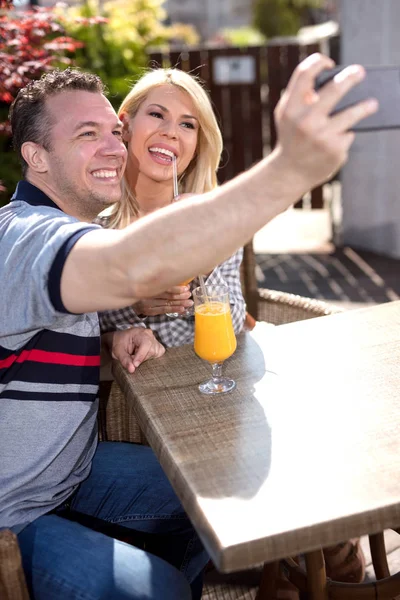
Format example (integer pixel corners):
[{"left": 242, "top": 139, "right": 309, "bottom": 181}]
[
  {"left": 0, "top": 529, "right": 29, "bottom": 600},
  {"left": 241, "top": 242, "right": 340, "bottom": 324}
]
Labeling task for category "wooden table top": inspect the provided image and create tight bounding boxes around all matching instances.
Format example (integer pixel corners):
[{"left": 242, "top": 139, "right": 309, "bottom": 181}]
[{"left": 113, "top": 301, "right": 400, "bottom": 573}]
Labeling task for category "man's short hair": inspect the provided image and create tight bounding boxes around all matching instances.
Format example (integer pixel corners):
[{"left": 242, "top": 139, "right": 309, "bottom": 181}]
[{"left": 9, "top": 68, "right": 105, "bottom": 176}]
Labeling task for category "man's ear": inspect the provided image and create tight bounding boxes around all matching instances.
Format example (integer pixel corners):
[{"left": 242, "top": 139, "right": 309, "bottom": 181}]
[
  {"left": 120, "top": 112, "right": 131, "bottom": 143},
  {"left": 21, "top": 141, "right": 49, "bottom": 174}
]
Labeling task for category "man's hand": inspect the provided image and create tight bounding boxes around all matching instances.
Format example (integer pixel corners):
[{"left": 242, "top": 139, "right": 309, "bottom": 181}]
[
  {"left": 273, "top": 53, "right": 379, "bottom": 194},
  {"left": 103, "top": 328, "right": 165, "bottom": 374},
  {"left": 134, "top": 286, "right": 193, "bottom": 317}
]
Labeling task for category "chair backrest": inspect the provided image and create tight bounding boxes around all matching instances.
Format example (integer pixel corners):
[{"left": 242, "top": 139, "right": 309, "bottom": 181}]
[
  {"left": 98, "top": 380, "right": 147, "bottom": 444},
  {"left": 240, "top": 240, "right": 342, "bottom": 324},
  {"left": 241, "top": 241, "right": 259, "bottom": 319}
]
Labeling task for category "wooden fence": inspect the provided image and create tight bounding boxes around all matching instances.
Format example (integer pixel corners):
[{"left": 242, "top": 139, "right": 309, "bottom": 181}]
[{"left": 148, "top": 39, "right": 329, "bottom": 208}]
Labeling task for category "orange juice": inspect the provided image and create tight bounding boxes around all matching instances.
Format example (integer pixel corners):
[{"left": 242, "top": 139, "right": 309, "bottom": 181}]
[
  {"left": 179, "top": 277, "right": 193, "bottom": 286},
  {"left": 194, "top": 302, "right": 237, "bottom": 363}
]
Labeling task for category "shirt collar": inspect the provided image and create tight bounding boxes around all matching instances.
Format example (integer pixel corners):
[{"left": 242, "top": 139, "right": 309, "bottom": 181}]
[{"left": 11, "top": 180, "right": 62, "bottom": 212}]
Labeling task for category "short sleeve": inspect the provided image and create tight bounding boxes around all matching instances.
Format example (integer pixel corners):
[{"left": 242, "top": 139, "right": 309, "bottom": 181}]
[{"left": 0, "top": 204, "right": 100, "bottom": 347}]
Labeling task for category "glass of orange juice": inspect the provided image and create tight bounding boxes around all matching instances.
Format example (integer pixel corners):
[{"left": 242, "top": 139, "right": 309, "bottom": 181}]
[
  {"left": 166, "top": 278, "right": 194, "bottom": 318},
  {"left": 193, "top": 284, "right": 237, "bottom": 395}
]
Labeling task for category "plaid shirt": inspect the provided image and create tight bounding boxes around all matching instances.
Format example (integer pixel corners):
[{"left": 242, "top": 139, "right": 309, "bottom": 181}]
[{"left": 99, "top": 249, "right": 246, "bottom": 348}]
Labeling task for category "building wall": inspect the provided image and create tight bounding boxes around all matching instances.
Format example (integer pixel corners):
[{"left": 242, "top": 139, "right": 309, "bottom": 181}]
[
  {"left": 165, "top": 0, "right": 253, "bottom": 40},
  {"left": 340, "top": 0, "right": 400, "bottom": 258}
]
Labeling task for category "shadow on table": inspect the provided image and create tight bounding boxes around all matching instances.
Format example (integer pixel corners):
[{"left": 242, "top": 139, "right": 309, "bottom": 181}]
[{"left": 186, "top": 330, "right": 274, "bottom": 502}]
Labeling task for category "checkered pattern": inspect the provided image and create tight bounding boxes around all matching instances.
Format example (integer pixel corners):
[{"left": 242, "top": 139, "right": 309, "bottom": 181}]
[{"left": 99, "top": 249, "right": 246, "bottom": 348}]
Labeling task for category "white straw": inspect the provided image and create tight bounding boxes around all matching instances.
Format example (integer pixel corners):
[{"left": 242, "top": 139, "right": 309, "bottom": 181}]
[
  {"left": 172, "top": 155, "right": 179, "bottom": 200},
  {"left": 173, "top": 155, "right": 207, "bottom": 301},
  {"left": 198, "top": 274, "right": 209, "bottom": 303}
]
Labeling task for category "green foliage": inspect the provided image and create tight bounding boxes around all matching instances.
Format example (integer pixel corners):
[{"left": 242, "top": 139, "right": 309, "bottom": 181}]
[
  {"left": 0, "top": 1, "right": 87, "bottom": 204},
  {"left": 0, "top": 0, "right": 199, "bottom": 202},
  {"left": 60, "top": 0, "right": 199, "bottom": 109},
  {"left": 0, "top": 103, "right": 20, "bottom": 206},
  {"left": 0, "top": 140, "right": 20, "bottom": 206},
  {"left": 253, "top": 0, "right": 323, "bottom": 39},
  {"left": 219, "top": 26, "right": 266, "bottom": 47}
]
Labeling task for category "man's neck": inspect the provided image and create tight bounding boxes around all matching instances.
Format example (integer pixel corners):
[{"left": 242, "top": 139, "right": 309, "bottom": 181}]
[{"left": 25, "top": 173, "right": 89, "bottom": 222}]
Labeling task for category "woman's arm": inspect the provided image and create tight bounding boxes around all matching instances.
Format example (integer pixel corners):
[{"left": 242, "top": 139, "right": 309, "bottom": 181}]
[{"left": 99, "top": 304, "right": 147, "bottom": 334}]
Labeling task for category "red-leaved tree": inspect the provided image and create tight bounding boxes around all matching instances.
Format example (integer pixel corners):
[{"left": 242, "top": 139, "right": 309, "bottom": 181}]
[
  {"left": 0, "top": 0, "right": 103, "bottom": 196},
  {"left": 0, "top": 1, "right": 106, "bottom": 131}
]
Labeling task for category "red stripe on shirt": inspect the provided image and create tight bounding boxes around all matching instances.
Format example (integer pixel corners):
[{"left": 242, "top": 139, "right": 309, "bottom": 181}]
[{"left": 0, "top": 349, "right": 100, "bottom": 369}]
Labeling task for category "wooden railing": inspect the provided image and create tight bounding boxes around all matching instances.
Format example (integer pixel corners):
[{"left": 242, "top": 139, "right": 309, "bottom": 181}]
[{"left": 148, "top": 35, "right": 338, "bottom": 208}]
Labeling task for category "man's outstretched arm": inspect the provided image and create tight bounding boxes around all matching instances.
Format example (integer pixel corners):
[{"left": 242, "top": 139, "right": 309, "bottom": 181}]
[{"left": 61, "top": 55, "right": 378, "bottom": 314}]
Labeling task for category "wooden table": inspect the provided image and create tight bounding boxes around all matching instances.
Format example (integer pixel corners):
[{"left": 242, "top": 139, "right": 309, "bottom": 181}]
[{"left": 113, "top": 301, "right": 400, "bottom": 584}]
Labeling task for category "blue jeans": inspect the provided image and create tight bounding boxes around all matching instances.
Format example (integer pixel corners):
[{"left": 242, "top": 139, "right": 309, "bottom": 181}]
[{"left": 18, "top": 442, "right": 208, "bottom": 600}]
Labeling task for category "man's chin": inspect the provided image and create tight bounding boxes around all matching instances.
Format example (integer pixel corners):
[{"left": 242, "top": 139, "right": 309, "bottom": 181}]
[
  {"left": 94, "top": 191, "right": 122, "bottom": 207},
  {"left": 83, "top": 193, "right": 121, "bottom": 221}
]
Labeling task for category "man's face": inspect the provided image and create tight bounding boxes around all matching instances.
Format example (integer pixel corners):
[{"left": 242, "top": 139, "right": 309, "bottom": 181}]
[{"left": 44, "top": 91, "right": 127, "bottom": 219}]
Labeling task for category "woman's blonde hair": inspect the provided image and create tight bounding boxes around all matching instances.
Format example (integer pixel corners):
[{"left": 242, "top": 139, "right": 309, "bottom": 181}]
[{"left": 105, "top": 68, "right": 223, "bottom": 229}]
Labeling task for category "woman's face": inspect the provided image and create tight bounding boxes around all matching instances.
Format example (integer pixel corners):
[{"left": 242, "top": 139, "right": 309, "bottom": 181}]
[{"left": 123, "top": 84, "right": 199, "bottom": 188}]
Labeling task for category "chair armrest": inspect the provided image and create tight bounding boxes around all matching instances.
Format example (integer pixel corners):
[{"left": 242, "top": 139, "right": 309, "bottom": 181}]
[
  {"left": 256, "top": 288, "right": 342, "bottom": 325},
  {"left": 0, "top": 529, "right": 30, "bottom": 600},
  {"left": 98, "top": 380, "right": 147, "bottom": 444}
]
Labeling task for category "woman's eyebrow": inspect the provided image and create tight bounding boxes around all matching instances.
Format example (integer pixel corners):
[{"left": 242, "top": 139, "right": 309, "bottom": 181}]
[
  {"left": 148, "top": 103, "right": 168, "bottom": 113},
  {"left": 148, "top": 103, "right": 198, "bottom": 121}
]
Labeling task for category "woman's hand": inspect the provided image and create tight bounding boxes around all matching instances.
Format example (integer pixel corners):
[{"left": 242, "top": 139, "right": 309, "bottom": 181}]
[
  {"left": 134, "top": 285, "right": 193, "bottom": 317},
  {"left": 102, "top": 328, "right": 165, "bottom": 373}
]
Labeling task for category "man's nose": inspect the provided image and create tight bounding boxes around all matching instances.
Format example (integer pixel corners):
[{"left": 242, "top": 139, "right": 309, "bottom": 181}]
[{"left": 101, "top": 134, "right": 127, "bottom": 157}]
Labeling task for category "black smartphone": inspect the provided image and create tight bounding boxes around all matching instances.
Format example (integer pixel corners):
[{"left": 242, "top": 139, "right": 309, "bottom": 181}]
[{"left": 315, "top": 65, "right": 400, "bottom": 131}]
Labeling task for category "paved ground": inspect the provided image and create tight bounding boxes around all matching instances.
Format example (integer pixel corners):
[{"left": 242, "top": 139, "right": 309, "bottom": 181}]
[
  {"left": 253, "top": 208, "right": 400, "bottom": 310},
  {"left": 254, "top": 206, "right": 400, "bottom": 584}
]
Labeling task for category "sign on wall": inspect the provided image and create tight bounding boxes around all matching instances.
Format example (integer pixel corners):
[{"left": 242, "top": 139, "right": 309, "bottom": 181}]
[{"left": 213, "top": 55, "right": 256, "bottom": 85}]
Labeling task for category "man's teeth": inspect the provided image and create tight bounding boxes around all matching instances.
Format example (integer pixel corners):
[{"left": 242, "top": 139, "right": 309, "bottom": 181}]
[
  {"left": 149, "top": 147, "right": 175, "bottom": 159},
  {"left": 92, "top": 170, "right": 117, "bottom": 179}
]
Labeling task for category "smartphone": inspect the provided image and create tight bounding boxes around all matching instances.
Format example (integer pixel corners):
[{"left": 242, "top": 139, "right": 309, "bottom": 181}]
[{"left": 314, "top": 65, "right": 400, "bottom": 131}]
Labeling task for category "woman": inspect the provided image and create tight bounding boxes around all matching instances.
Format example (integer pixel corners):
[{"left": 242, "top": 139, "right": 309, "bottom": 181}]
[
  {"left": 97, "top": 68, "right": 246, "bottom": 347},
  {"left": 97, "top": 68, "right": 365, "bottom": 597}
]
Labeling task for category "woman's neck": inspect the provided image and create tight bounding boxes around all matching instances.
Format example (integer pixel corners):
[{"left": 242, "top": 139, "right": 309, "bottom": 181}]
[{"left": 129, "top": 173, "right": 174, "bottom": 217}]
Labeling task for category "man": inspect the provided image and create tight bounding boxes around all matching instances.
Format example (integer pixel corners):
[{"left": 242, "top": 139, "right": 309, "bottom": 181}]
[{"left": 0, "top": 55, "right": 377, "bottom": 600}]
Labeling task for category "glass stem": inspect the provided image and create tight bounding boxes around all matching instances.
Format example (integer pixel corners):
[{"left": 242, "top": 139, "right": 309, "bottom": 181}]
[{"left": 211, "top": 362, "right": 223, "bottom": 384}]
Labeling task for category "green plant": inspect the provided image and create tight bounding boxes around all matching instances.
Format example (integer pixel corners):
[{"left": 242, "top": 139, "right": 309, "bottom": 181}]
[
  {"left": 0, "top": 0, "right": 98, "bottom": 204},
  {"left": 253, "top": 0, "right": 324, "bottom": 39},
  {"left": 61, "top": 0, "right": 199, "bottom": 109},
  {"left": 0, "top": 0, "right": 199, "bottom": 202},
  {"left": 218, "top": 26, "right": 266, "bottom": 47}
]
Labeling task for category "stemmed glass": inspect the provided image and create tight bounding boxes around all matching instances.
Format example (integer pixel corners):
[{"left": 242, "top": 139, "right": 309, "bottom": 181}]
[
  {"left": 193, "top": 284, "right": 237, "bottom": 395},
  {"left": 166, "top": 277, "right": 194, "bottom": 319}
]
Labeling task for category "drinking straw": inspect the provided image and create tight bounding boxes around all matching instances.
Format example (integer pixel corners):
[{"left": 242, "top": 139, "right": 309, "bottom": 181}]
[
  {"left": 173, "top": 156, "right": 208, "bottom": 302},
  {"left": 172, "top": 155, "right": 179, "bottom": 200},
  {"left": 198, "top": 274, "right": 208, "bottom": 299}
]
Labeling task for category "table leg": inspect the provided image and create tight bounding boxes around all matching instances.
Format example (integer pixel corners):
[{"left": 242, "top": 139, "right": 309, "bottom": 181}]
[
  {"left": 256, "top": 561, "right": 280, "bottom": 600},
  {"left": 305, "top": 549, "right": 329, "bottom": 600},
  {"left": 369, "top": 532, "right": 390, "bottom": 579}
]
